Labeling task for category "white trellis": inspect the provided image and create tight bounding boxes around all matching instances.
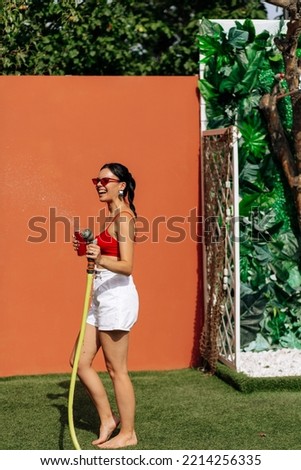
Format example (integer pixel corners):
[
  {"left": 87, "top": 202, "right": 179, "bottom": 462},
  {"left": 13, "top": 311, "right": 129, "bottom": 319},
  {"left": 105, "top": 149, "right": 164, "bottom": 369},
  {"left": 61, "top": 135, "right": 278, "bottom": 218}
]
[{"left": 201, "top": 126, "right": 240, "bottom": 370}]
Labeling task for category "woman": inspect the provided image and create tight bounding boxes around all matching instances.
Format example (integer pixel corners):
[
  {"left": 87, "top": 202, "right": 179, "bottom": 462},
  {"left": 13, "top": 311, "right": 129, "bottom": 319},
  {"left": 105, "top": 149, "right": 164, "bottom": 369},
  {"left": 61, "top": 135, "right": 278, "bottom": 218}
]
[{"left": 71, "top": 162, "right": 139, "bottom": 449}]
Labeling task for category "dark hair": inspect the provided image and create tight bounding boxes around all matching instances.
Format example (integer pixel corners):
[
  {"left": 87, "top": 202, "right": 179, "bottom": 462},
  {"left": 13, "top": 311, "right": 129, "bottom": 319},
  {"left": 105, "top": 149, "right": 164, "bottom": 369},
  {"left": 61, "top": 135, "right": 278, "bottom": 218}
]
[{"left": 100, "top": 162, "right": 137, "bottom": 217}]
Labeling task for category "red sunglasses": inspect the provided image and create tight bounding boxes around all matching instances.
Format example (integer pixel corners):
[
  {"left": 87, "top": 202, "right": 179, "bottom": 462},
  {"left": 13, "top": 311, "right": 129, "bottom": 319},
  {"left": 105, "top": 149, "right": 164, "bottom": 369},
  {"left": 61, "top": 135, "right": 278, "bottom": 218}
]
[{"left": 92, "top": 177, "right": 120, "bottom": 186}]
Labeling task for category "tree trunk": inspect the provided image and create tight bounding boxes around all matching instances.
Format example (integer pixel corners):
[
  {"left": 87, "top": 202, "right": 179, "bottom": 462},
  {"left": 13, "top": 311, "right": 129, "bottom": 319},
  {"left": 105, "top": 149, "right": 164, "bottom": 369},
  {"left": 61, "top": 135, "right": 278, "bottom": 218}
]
[{"left": 259, "top": 0, "right": 301, "bottom": 231}]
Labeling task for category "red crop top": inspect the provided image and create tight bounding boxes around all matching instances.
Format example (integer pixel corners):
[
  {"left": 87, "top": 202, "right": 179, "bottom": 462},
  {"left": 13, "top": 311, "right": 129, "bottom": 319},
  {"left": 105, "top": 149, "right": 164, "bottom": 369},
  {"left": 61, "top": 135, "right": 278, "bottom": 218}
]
[{"left": 96, "top": 211, "right": 133, "bottom": 257}]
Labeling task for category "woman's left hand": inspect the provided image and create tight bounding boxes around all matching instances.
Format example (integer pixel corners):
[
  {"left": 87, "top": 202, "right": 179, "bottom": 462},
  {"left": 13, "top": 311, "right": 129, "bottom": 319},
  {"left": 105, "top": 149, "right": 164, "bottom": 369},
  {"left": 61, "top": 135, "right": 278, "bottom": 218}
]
[{"left": 86, "top": 243, "right": 101, "bottom": 259}]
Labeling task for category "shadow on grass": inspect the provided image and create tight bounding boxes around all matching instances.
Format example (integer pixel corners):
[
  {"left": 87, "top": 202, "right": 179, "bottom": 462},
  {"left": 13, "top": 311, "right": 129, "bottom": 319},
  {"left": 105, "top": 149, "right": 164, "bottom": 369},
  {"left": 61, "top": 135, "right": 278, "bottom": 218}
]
[{"left": 47, "top": 379, "right": 99, "bottom": 449}]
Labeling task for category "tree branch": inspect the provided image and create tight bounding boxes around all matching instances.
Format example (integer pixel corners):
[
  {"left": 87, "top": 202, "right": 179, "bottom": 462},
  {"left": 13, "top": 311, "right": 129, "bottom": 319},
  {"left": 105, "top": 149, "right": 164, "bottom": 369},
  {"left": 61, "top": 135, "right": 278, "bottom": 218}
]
[
  {"left": 265, "top": 0, "right": 296, "bottom": 8},
  {"left": 259, "top": 85, "right": 298, "bottom": 188}
]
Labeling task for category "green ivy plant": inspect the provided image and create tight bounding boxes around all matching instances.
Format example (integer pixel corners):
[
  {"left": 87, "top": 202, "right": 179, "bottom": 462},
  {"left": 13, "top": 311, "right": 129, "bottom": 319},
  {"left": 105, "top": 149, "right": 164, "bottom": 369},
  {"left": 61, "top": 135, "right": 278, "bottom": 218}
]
[{"left": 198, "top": 18, "right": 301, "bottom": 351}]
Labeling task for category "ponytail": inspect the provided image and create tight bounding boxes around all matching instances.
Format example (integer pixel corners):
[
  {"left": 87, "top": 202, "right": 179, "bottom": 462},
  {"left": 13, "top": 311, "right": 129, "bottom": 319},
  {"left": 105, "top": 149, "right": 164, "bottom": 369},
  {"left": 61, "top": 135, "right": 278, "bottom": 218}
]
[{"left": 126, "top": 173, "right": 137, "bottom": 218}]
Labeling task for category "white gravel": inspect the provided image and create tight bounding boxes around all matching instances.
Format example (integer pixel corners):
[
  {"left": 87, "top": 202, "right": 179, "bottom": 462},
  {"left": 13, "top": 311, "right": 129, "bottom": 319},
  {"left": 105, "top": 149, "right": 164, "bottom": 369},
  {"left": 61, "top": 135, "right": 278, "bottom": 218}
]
[{"left": 238, "top": 349, "right": 301, "bottom": 377}]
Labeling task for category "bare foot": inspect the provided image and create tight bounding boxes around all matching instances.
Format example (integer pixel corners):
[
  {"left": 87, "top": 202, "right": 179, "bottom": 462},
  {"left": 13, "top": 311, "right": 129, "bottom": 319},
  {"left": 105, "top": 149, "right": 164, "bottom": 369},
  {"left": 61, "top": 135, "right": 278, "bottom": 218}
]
[
  {"left": 97, "top": 431, "right": 137, "bottom": 449},
  {"left": 92, "top": 416, "right": 120, "bottom": 446}
]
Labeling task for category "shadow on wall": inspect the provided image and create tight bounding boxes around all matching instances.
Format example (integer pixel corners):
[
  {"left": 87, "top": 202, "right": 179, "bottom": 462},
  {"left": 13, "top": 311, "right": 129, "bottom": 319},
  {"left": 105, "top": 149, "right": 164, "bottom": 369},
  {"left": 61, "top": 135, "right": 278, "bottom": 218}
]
[{"left": 190, "top": 142, "right": 205, "bottom": 368}]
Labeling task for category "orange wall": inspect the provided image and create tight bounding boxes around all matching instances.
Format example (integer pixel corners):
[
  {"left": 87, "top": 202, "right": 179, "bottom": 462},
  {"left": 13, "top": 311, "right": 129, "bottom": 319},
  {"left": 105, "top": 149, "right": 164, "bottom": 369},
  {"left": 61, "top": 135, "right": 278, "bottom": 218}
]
[{"left": 0, "top": 76, "right": 202, "bottom": 377}]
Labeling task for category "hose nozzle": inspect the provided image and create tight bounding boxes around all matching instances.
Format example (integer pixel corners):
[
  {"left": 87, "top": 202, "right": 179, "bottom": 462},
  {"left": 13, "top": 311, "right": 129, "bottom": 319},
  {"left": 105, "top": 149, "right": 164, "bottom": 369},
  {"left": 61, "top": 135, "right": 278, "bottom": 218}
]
[{"left": 80, "top": 228, "right": 94, "bottom": 243}]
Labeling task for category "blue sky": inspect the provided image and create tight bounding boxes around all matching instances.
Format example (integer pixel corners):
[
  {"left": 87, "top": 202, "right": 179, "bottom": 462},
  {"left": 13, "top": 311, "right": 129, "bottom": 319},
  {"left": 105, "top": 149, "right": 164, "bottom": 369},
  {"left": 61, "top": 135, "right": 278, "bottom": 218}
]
[{"left": 262, "top": 1, "right": 282, "bottom": 19}]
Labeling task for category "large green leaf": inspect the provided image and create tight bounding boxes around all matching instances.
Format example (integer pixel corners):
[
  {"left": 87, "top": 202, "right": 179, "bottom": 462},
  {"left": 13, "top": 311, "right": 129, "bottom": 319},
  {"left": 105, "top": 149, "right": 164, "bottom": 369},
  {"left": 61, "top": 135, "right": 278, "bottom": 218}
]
[
  {"left": 219, "top": 62, "right": 245, "bottom": 93},
  {"left": 198, "top": 36, "right": 223, "bottom": 63},
  {"left": 270, "top": 232, "right": 300, "bottom": 260},
  {"left": 240, "top": 284, "right": 269, "bottom": 349},
  {"left": 263, "top": 309, "right": 288, "bottom": 343},
  {"left": 253, "top": 30, "right": 271, "bottom": 49},
  {"left": 235, "top": 19, "right": 256, "bottom": 43},
  {"left": 199, "top": 18, "right": 224, "bottom": 38},
  {"left": 243, "top": 333, "right": 270, "bottom": 352},
  {"left": 236, "top": 51, "right": 265, "bottom": 93},
  {"left": 239, "top": 162, "right": 261, "bottom": 184},
  {"left": 238, "top": 119, "right": 267, "bottom": 158},
  {"left": 238, "top": 91, "right": 262, "bottom": 118},
  {"left": 253, "top": 209, "right": 278, "bottom": 233},
  {"left": 279, "top": 332, "right": 301, "bottom": 349},
  {"left": 271, "top": 261, "right": 301, "bottom": 291},
  {"left": 227, "top": 27, "right": 249, "bottom": 49},
  {"left": 239, "top": 192, "right": 261, "bottom": 216},
  {"left": 253, "top": 245, "right": 273, "bottom": 264},
  {"left": 198, "top": 79, "right": 218, "bottom": 101},
  {"left": 287, "top": 266, "right": 301, "bottom": 289}
]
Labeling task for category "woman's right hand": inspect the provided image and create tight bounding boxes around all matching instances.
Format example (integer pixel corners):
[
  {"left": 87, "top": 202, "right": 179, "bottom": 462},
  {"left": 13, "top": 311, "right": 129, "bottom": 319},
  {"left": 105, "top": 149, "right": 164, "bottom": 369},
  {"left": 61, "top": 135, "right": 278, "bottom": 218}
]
[{"left": 72, "top": 235, "right": 79, "bottom": 252}]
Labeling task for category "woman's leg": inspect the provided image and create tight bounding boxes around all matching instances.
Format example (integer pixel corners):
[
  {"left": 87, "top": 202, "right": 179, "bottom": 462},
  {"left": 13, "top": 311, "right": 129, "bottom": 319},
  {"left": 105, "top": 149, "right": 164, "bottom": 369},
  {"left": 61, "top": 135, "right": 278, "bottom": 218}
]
[
  {"left": 70, "top": 324, "right": 119, "bottom": 445},
  {"left": 97, "top": 330, "right": 137, "bottom": 449}
]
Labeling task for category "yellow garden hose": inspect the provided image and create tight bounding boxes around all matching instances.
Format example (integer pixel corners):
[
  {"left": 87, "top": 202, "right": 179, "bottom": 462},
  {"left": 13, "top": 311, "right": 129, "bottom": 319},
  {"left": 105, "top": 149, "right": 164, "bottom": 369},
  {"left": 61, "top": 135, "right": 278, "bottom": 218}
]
[{"left": 68, "top": 258, "right": 95, "bottom": 450}]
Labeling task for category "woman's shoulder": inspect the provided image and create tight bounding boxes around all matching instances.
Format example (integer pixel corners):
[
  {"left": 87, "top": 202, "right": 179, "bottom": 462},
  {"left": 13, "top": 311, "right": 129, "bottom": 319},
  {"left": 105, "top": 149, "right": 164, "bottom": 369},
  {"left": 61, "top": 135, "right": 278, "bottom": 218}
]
[
  {"left": 115, "top": 208, "right": 135, "bottom": 221},
  {"left": 114, "top": 209, "right": 136, "bottom": 236}
]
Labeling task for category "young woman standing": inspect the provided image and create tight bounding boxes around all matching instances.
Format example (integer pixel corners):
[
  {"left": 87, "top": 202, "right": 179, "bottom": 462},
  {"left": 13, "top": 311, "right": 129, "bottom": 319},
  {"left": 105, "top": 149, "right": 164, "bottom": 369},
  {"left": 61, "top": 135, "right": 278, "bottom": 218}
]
[{"left": 71, "top": 162, "right": 139, "bottom": 449}]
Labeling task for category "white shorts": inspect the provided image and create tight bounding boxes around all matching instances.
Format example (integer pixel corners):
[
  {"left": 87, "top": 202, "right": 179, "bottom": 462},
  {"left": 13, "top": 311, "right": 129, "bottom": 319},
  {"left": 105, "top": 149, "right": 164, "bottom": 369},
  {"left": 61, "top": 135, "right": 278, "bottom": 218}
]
[{"left": 86, "top": 269, "right": 139, "bottom": 331}]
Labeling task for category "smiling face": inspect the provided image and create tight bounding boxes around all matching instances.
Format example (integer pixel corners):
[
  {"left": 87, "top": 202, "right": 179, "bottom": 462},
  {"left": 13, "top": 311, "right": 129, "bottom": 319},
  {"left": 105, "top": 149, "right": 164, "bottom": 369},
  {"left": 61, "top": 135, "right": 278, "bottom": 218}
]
[{"left": 94, "top": 168, "right": 125, "bottom": 203}]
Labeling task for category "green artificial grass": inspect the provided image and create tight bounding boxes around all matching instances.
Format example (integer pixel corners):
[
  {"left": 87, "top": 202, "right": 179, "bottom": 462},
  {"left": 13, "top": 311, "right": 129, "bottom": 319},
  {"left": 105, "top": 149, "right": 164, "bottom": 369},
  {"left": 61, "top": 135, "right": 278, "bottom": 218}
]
[
  {"left": 1, "top": 368, "right": 301, "bottom": 450},
  {"left": 216, "top": 363, "right": 301, "bottom": 393}
]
